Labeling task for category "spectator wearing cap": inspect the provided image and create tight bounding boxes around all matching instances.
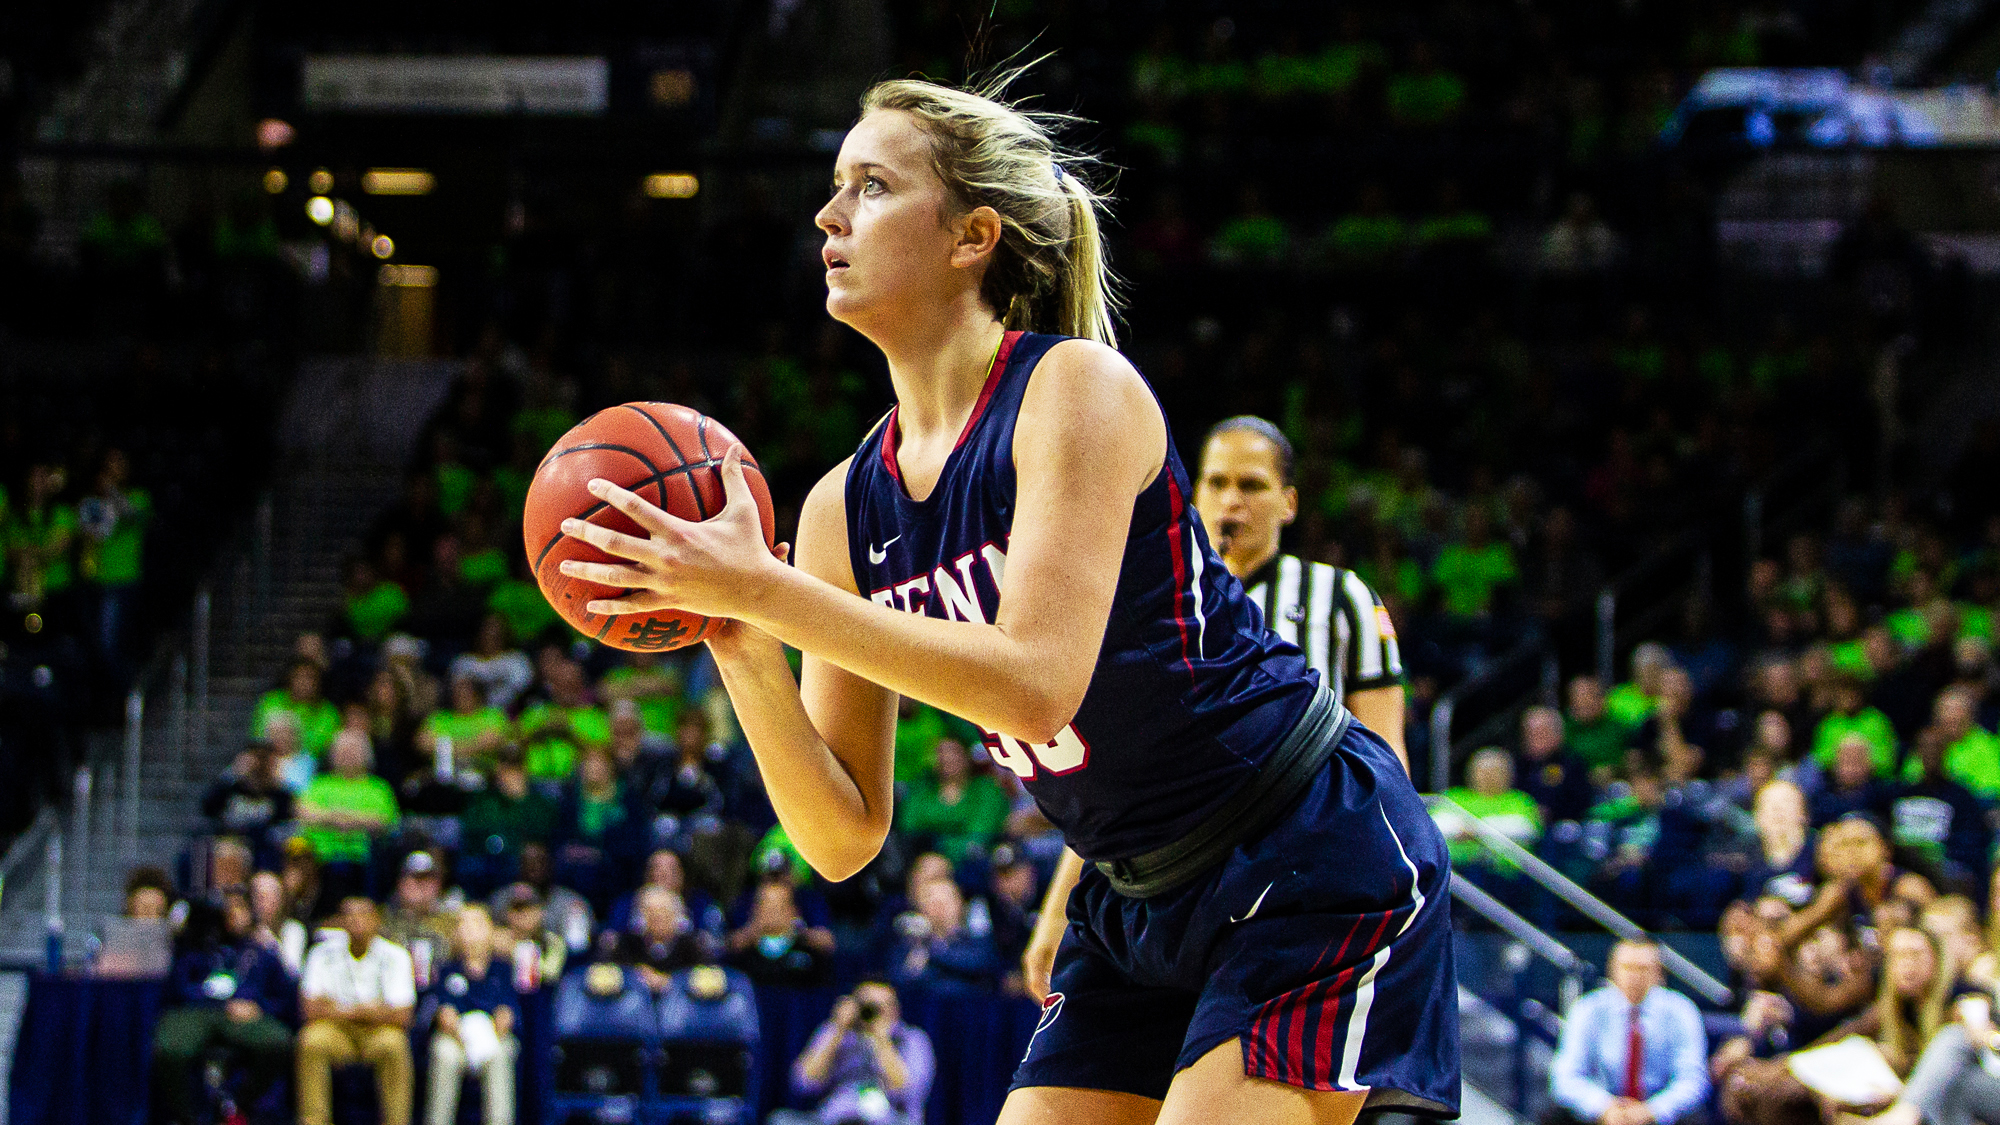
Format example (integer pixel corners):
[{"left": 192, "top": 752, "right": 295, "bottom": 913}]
[
  {"left": 508, "top": 842, "right": 595, "bottom": 954},
  {"left": 895, "top": 737, "right": 1009, "bottom": 864},
  {"left": 423, "top": 904, "right": 519, "bottom": 1125},
  {"left": 296, "top": 729, "right": 399, "bottom": 902},
  {"left": 383, "top": 850, "right": 458, "bottom": 984},
  {"left": 201, "top": 741, "right": 294, "bottom": 864},
  {"left": 459, "top": 743, "right": 558, "bottom": 896},
  {"left": 494, "top": 883, "right": 566, "bottom": 982},
  {"left": 1547, "top": 940, "right": 1709, "bottom": 1125},
  {"left": 597, "top": 886, "right": 712, "bottom": 992},
  {"left": 980, "top": 844, "right": 1040, "bottom": 994},
  {"left": 297, "top": 897, "right": 416, "bottom": 1125},
  {"left": 1517, "top": 705, "right": 1597, "bottom": 823},
  {"left": 253, "top": 659, "right": 341, "bottom": 764},
  {"left": 153, "top": 888, "right": 294, "bottom": 1125}
]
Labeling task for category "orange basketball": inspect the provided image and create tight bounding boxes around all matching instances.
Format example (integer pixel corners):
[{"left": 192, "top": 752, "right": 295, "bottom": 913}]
[{"left": 523, "top": 403, "right": 775, "bottom": 652}]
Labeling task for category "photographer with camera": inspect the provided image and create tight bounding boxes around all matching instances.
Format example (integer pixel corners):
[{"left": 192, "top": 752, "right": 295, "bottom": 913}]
[{"left": 775, "top": 981, "right": 934, "bottom": 1125}]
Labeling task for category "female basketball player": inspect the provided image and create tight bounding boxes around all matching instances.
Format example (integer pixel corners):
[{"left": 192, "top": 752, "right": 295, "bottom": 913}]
[{"left": 557, "top": 74, "right": 1458, "bottom": 1125}]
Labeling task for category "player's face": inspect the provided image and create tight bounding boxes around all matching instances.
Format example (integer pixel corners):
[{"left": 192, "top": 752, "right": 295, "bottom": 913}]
[
  {"left": 1193, "top": 430, "right": 1298, "bottom": 575},
  {"left": 815, "top": 111, "right": 970, "bottom": 334}
]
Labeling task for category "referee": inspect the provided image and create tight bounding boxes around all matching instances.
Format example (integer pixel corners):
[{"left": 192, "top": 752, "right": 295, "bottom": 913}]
[{"left": 1192, "top": 415, "right": 1410, "bottom": 770}]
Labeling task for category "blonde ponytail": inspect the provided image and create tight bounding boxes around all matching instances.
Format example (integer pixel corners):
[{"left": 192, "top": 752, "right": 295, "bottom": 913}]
[{"left": 861, "top": 67, "right": 1123, "bottom": 347}]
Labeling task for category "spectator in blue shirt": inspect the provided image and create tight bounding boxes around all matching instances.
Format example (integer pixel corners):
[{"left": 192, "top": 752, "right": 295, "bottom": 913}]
[
  {"left": 152, "top": 888, "right": 296, "bottom": 1125},
  {"left": 423, "top": 904, "right": 520, "bottom": 1125},
  {"left": 777, "top": 981, "right": 935, "bottom": 1125},
  {"left": 1548, "top": 939, "right": 1710, "bottom": 1125},
  {"left": 1517, "top": 705, "right": 1597, "bottom": 823}
]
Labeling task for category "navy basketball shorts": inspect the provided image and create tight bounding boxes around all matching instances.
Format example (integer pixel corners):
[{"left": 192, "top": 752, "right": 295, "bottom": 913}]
[{"left": 1011, "top": 720, "right": 1460, "bottom": 1113}]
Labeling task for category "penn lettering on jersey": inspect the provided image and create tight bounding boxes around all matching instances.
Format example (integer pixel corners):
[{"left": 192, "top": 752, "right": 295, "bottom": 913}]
[{"left": 843, "top": 330, "right": 1318, "bottom": 862}]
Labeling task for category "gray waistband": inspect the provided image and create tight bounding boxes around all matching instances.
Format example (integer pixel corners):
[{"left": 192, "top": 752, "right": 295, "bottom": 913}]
[{"left": 1095, "top": 682, "right": 1348, "bottom": 899}]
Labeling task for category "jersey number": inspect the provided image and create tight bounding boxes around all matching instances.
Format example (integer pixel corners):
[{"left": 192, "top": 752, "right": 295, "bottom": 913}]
[{"left": 982, "top": 724, "right": 1090, "bottom": 779}]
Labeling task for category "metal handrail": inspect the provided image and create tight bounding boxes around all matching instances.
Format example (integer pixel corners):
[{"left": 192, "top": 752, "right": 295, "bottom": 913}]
[
  {"left": 1450, "top": 875, "right": 1596, "bottom": 982},
  {"left": 1429, "top": 795, "right": 1734, "bottom": 1005},
  {"left": 1429, "top": 637, "right": 1553, "bottom": 792}
]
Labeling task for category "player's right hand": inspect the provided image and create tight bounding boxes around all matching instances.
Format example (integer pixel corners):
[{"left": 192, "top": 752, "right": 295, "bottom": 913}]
[{"left": 1022, "top": 932, "right": 1059, "bottom": 1002}]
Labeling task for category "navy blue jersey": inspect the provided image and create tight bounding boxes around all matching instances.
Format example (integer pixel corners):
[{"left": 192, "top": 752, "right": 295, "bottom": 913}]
[{"left": 843, "top": 331, "right": 1317, "bottom": 861}]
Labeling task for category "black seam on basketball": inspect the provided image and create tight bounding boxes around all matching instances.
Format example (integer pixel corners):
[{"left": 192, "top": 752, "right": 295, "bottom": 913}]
[
  {"left": 547, "top": 442, "right": 664, "bottom": 476},
  {"left": 594, "top": 615, "right": 615, "bottom": 641},
  {"left": 629, "top": 406, "right": 708, "bottom": 521}
]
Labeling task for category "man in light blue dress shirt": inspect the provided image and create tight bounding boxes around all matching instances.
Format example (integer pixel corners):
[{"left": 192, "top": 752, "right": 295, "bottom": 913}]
[{"left": 1549, "top": 940, "right": 1711, "bottom": 1125}]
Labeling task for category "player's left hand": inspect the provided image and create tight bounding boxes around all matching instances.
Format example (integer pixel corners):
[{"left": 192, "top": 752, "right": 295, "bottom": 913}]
[{"left": 556, "top": 444, "right": 784, "bottom": 618}]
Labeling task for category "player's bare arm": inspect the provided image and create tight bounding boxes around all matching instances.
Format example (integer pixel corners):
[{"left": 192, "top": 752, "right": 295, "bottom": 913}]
[{"left": 561, "top": 338, "right": 1161, "bottom": 741}]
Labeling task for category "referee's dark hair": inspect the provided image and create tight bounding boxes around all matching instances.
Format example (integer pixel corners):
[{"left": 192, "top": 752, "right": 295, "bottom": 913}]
[{"left": 1201, "top": 416, "right": 1296, "bottom": 485}]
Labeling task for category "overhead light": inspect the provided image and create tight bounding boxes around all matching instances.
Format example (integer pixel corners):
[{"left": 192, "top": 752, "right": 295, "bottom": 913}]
[
  {"left": 257, "top": 118, "right": 295, "bottom": 150},
  {"left": 643, "top": 172, "right": 699, "bottom": 199},
  {"left": 370, "top": 234, "right": 395, "bottom": 259},
  {"left": 362, "top": 168, "right": 434, "bottom": 196},
  {"left": 263, "top": 168, "right": 289, "bottom": 194},
  {"left": 380, "top": 264, "right": 437, "bottom": 287},
  {"left": 305, "top": 196, "right": 334, "bottom": 225},
  {"left": 308, "top": 168, "right": 334, "bottom": 194}
]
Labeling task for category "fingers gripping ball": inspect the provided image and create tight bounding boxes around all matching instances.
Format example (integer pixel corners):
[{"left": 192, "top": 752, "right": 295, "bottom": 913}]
[{"left": 524, "top": 403, "right": 775, "bottom": 651}]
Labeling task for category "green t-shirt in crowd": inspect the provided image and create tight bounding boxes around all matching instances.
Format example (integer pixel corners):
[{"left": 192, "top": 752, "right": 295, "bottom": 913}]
[
  {"left": 298, "top": 773, "right": 400, "bottom": 864},
  {"left": 1902, "top": 726, "right": 2000, "bottom": 797},
  {"left": 1210, "top": 215, "right": 1292, "bottom": 265},
  {"left": 1812, "top": 707, "right": 1899, "bottom": 776},
  {"left": 516, "top": 703, "right": 611, "bottom": 781},
  {"left": 1431, "top": 542, "right": 1517, "bottom": 619},
  {"left": 1565, "top": 715, "right": 1631, "bottom": 771},
  {"left": 1325, "top": 213, "right": 1407, "bottom": 262},
  {"left": 79, "top": 489, "right": 151, "bottom": 586},
  {"left": 1829, "top": 639, "right": 1875, "bottom": 681},
  {"left": 1434, "top": 788, "right": 1542, "bottom": 869},
  {"left": 753, "top": 823, "right": 813, "bottom": 886},
  {"left": 346, "top": 581, "right": 409, "bottom": 643},
  {"left": 1386, "top": 70, "right": 1466, "bottom": 125},
  {"left": 424, "top": 707, "right": 511, "bottom": 758},
  {"left": 253, "top": 689, "right": 342, "bottom": 760},
  {"left": 894, "top": 704, "right": 982, "bottom": 784},
  {"left": 8, "top": 504, "right": 79, "bottom": 595},
  {"left": 436, "top": 462, "right": 477, "bottom": 517},
  {"left": 1603, "top": 683, "right": 1656, "bottom": 729},
  {"left": 460, "top": 549, "right": 508, "bottom": 589},
  {"left": 597, "top": 666, "right": 683, "bottom": 736},
  {"left": 577, "top": 786, "right": 630, "bottom": 842},
  {"left": 493, "top": 466, "right": 533, "bottom": 518},
  {"left": 489, "top": 579, "right": 561, "bottom": 646},
  {"left": 460, "top": 788, "right": 558, "bottom": 864},
  {"left": 1884, "top": 607, "right": 1932, "bottom": 651},
  {"left": 896, "top": 776, "right": 1012, "bottom": 863}
]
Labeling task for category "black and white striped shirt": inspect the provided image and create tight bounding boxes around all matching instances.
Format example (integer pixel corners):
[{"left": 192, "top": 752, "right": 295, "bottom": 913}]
[{"left": 1242, "top": 556, "right": 1404, "bottom": 705}]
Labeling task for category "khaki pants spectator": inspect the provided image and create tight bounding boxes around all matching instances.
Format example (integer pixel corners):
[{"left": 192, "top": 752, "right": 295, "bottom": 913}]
[
  {"left": 297, "top": 1018, "right": 413, "bottom": 1125},
  {"left": 426, "top": 1032, "right": 518, "bottom": 1125}
]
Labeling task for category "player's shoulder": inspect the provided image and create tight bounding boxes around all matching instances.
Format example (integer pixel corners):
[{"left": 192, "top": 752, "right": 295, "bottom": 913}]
[
  {"left": 804, "top": 455, "right": 858, "bottom": 521},
  {"left": 1017, "top": 337, "right": 1157, "bottom": 438}
]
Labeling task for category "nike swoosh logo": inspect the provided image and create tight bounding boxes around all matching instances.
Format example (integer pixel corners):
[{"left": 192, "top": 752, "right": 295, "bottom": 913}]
[
  {"left": 1231, "top": 881, "right": 1274, "bottom": 923},
  {"left": 867, "top": 535, "right": 901, "bottom": 565}
]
